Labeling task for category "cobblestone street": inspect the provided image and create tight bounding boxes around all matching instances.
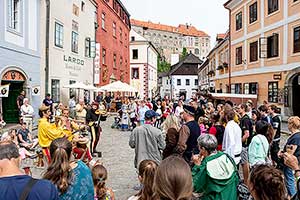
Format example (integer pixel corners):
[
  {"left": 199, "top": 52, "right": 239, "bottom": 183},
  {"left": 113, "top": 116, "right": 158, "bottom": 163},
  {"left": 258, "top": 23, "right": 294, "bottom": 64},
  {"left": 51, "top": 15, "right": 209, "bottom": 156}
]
[
  {"left": 27, "top": 115, "right": 290, "bottom": 199},
  {"left": 30, "top": 115, "right": 137, "bottom": 199}
]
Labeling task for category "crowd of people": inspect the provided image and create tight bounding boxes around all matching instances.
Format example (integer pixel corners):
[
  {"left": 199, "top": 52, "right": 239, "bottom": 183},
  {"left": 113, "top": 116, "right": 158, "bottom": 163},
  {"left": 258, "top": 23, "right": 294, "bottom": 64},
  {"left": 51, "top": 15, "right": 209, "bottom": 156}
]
[{"left": 1, "top": 91, "right": 300, "bottom": 200}]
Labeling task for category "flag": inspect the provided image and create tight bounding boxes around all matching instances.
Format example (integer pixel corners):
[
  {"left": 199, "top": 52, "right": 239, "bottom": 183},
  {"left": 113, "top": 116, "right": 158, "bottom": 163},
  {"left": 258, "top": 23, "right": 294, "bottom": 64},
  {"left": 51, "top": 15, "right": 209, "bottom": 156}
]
[
  {"left": 0, "top": 84, "right": 9, "bottom": 97},
  {"left": 32, "top": 86, "right": 40, "bottom": 96}
]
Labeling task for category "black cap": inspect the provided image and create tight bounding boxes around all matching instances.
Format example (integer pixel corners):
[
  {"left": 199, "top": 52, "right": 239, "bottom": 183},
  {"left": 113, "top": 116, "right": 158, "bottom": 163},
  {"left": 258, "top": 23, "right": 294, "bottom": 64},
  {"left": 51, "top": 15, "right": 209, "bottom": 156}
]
[{"left": 183, "top": 105, "right": 196, "bottom": 116}]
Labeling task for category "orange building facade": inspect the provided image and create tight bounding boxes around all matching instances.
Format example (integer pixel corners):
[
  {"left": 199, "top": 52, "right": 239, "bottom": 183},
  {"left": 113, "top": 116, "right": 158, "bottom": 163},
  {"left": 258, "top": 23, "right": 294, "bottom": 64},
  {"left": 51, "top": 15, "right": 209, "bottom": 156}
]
[
  {"left": 95, "top": 0, "right": 131, "bottom": 86},
  {"left": 219, "top": 0, "right": 300, "bottom": 118}
]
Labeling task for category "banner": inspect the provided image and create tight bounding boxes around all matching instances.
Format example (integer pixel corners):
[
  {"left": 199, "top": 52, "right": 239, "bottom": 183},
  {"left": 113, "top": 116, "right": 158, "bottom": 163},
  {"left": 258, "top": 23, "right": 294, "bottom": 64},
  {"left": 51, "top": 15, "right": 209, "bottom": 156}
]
[
  {"left": 0, "top": 84, "right": 10, "bottom": 97},
  {"left": 32, "top": 86, "right": 40, "bottom": 96}
]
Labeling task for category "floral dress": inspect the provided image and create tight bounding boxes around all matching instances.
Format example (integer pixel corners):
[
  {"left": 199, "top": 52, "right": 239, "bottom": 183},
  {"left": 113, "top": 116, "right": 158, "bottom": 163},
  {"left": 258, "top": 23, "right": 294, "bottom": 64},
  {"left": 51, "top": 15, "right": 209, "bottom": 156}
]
[{"left": 59, "top": 160, "right": 94, "bottom": 200}]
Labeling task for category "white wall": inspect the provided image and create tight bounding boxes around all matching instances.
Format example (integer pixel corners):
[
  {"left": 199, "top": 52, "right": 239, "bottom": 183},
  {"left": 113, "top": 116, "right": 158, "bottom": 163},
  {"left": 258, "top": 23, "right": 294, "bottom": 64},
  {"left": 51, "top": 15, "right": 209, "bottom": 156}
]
[
  {"left": 42, "top": 0, "right": 96, "bottom": 104},
  {"left": 171, "top": 75, "right": 198, "bottom": 99}
]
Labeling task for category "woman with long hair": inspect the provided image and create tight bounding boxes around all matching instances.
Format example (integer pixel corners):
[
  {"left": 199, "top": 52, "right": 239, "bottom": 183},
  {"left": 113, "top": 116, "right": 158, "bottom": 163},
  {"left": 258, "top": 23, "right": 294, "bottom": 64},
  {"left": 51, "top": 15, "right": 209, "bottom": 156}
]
[
  {"left": 128, "top": 160, "right": 158, "bottom": 200},
  {"left": 249, "top": 165, "right": 288, "bottom": 200},
  {"left": 161, "top": 115, "right": 181, "bottom": 159},
  {"left": 92, "top": 164, "right": 115, "bottom": 200},
  {"left": 248, "top": 120, "right": 274, "bottom": 168},
  {"left": 154, "top": 156, "right": 193, "bottom": 200},
  {"left": 43, "top": 137, "right": 94, "bottom": 199}
]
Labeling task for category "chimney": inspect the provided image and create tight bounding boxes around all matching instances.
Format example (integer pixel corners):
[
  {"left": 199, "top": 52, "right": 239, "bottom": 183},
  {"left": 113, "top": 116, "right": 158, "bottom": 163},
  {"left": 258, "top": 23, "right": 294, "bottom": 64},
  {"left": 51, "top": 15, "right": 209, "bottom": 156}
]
[{"left": 171, "top": 54, "right": 180, "bottom": 65}]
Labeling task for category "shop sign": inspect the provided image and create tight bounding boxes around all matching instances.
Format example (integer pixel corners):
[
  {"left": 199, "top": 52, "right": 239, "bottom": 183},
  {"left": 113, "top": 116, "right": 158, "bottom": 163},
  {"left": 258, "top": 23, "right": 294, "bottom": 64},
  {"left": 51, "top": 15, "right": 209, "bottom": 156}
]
[
  {"left": 273, "top": 73, "right": 282, "bottom": 80},
  {"left": 64, "top": 55, "right": 85, "bottom": 66},
  {"left": 94, "top": 43, "right": 100, "bottom": 84},
  {"left": 32, "top": 86, "right": 40, "bottom": 96}
]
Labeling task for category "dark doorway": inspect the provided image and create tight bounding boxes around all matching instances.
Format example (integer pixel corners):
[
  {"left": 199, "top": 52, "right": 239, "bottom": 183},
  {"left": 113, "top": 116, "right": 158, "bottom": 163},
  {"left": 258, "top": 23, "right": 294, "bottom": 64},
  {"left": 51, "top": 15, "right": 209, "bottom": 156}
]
[
  {"left": 179, "top": 91, "right": 187, "bottom": 101},
  {"left": 1, "top": 80, "right": 24, "bottom": 123},
  {"left": 292, "top": 75, "right": 300, "bottom": 117}
]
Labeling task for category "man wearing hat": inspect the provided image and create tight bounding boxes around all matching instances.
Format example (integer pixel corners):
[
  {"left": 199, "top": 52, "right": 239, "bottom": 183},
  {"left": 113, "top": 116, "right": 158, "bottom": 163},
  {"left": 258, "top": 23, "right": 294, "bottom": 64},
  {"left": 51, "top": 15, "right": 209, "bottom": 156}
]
[
  {"left": 129, "top": 110, "right": 165, "bottom": 168},
  {"left": 38, "top": 105, "right": 65, "bottom": 162},
  {"left": 174, "top": 105, "right": 200, "bottom": 165},
  {"left": 86, "top": 101, "right": 102, "bottom": 156}
]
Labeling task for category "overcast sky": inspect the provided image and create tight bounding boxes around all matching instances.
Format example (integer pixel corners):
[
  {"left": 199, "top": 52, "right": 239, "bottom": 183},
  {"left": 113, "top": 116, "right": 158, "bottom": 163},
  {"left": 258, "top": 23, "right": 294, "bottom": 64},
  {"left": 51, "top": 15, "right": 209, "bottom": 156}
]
[{"left": 122, "top": 0, "right": 229, "bottom": 45}]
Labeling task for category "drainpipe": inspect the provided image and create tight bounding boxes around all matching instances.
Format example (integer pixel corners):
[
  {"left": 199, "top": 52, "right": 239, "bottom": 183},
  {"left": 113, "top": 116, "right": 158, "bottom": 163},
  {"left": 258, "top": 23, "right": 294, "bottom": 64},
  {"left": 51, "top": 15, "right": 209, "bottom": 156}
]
[
  {"left": 225, "top": 7, "right": 232, "bottom": 93},
  {"left": 45, "top": 0, "right": 50, "bottom": 94},
  {"left": 146, "top": 44, "right": 150, "bottom": 98}
]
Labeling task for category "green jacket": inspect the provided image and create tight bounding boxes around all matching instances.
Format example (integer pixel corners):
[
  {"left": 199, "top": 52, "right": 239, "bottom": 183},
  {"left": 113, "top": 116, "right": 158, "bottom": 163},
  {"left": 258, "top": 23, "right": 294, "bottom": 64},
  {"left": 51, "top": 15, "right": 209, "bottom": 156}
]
[{"left": 192, "top": 151, "right": 238, "bottom": 200}]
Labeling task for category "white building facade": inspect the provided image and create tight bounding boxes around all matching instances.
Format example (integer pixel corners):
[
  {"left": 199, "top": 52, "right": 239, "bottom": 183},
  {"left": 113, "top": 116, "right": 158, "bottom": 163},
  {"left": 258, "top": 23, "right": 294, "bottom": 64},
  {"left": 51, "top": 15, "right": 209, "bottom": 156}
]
[
  {"left": 130, "top": 30, "right": 158, "bottom": 99},
  {"left": 0, "top": 0, "right": 41, "bottom": 123},
  {"left": 40, "top": 0, "right": 97, "bottom": 104},
  {"left": 159, "top": 53, "right": 201, "bottom": 100}
]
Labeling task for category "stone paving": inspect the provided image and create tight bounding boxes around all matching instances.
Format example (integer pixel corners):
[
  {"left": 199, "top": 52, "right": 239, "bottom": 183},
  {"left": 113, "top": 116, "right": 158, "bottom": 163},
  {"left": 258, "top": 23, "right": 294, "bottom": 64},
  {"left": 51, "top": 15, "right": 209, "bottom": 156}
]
[
  {"left": 24, "top": 115, "right": 290, "bottom": 199},
  {"left": 30, "top": 115, "right": 137, "bottom": 199}
]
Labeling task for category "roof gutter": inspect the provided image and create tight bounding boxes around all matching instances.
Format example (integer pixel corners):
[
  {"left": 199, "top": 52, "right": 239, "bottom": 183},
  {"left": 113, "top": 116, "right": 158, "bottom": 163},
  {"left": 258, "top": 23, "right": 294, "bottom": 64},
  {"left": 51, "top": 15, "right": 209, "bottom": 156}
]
[
  {"left": 224, "top": 3, "right": 232, "bottom": 92},
  {"left": 45, "top": 0, "right": 50, "bottom": 94}
]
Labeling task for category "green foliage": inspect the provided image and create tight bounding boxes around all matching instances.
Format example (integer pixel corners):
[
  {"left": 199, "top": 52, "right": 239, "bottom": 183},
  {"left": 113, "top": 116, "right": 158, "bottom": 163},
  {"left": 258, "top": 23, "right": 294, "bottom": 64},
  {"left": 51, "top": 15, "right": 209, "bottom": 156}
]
[
  {"left": 180, "top": 47, "right": 188, "bottom": 59},
  {"left": 157, "top": 57, "right": 171, "bottom": 73}
]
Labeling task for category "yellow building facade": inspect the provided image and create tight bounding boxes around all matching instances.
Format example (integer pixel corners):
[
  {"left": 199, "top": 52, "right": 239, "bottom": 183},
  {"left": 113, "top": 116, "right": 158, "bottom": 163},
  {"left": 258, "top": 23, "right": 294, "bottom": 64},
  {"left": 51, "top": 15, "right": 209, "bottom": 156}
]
[{"left": 221, "top": 0, "right": 300, "bottom": 117}]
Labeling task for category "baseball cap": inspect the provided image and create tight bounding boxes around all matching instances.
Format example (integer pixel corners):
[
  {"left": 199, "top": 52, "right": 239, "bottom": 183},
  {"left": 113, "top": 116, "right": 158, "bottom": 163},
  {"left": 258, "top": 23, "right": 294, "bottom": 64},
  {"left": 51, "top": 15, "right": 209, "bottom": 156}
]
[{"left": 145, "top": 110, "right": 159, "bottom": 119}]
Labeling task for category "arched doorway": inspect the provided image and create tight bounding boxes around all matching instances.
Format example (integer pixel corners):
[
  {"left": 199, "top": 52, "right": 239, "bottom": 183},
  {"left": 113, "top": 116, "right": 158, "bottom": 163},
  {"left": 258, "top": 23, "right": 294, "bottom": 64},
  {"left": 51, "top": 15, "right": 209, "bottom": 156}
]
[
  {"left": 292, "top": 74, "right": 300, "bottom": 117},
  {"left": 1, "top": 70, "right": 27, "bottom": 123}
]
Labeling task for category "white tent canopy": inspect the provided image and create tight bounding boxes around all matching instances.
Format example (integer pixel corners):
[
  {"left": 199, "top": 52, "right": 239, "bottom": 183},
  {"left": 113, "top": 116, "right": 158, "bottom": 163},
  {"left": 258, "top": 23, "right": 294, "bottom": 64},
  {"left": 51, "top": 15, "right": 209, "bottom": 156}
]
[
  {"left": 63, "top": 82, "right": 97, "bottom": 91},
  {"left": 96, "top": 81, "right": 137, "bottom": 92}
]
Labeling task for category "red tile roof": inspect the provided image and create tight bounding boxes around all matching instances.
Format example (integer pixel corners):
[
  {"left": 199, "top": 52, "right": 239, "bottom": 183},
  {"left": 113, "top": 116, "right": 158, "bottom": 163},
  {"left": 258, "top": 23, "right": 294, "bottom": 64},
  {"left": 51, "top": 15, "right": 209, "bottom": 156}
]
[
  {"left": 131, "top": 19, "right": 209, "bottom": 37},
  {"left": 217, "top": 33, "right": 226, "bottom": 40}
]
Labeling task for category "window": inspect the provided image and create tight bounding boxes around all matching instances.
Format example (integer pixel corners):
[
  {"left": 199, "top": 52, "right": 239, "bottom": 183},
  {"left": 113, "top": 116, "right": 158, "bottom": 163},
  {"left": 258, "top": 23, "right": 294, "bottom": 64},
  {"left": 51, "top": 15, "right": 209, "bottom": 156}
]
[
  {"left": 131, "top": 36, "right": 135, "bottom": 41},
  {"left": 132, "top": 68, "right": 139, "bottom": 79},
  {"left": 71, "top": 31, "right": 78, "bottom": 53},
  {"left": 195, "top": 48, "right": 200, "bottom": 55},
  {"left": 69, "top": 80, "right": 76, "bottom": 98},
  {"left": 231, "top": 83, "right": 242, "bottom": 94},
  {"left": 84, "top": 37, "right": 91, "bottom": 57},
  {"left": 101, "top": 13, "right": 105, "bottom": 29},
  {"left": 249, "top": 2, "right": 257, "bottom": 24},
  {"left": 8, "top": 0, "right": 21, "bottom": 31},
  {"left": 294, "top": 26, "right": 300, "bottom": 53},
  {"left": 177, "top": 79, "right": 181, "bottom": 86},
  {"left": 268, "top": 82, "right": 278, "bottom": 103},
  {"left": 236, "top": 12, "right": 242, "bottom": 31},
  {"left": 51, "top": 79, "right": 60, "bottom": 103},
  {"left": 236, "top": 46, "right": 243, "bottom": 65},
  {"left": 132, "top": 49, "right": 138, "bottom": 59},
  {"left": 268, "top": 0, "right": 278, "bottom": 14},
  {"left": 244, "top": 82, "right": 258, "bottom": 94},
  {"left": 113, "top": 22, "right": 116, "bottom": 37},
  {"left": 120, "top": 27, "right": 122, "bottom": 41},
  {"left": 113, "top": 54, "right": 117, "bottom": 68},
  {"left": 54, "top": 22, "right": 63, "bottom": 48},
  {"left": 249, "top": 83, "right": 258, "bottom": 94},
  {"left": 102, "top": 48, "right": 106, "bottom": 65},
  {"left": 81, "top": 1, "right": 85, "bottom": 11},
  {"left": 186, "top": 79, "right": 190, "bottom": 86},
  {"left": 195, "top": 79, "right": 199, "bottom": 86},
  {"left": 267, "top": 33, "right": 279, "bottom": 58},
  {"left": 250, "top": 41, "right": 258, "bottom": 62}
]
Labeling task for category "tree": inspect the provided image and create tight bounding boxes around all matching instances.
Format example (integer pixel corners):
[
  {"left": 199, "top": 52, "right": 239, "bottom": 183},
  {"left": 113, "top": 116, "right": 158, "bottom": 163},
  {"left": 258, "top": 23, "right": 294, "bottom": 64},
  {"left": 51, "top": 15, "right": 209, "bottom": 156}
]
[
  {"left": 180, "top": 47, "right": 188, "bottom": 60},
  {"left": 157, "top": 56, "right": 171, "bottom": 73}
]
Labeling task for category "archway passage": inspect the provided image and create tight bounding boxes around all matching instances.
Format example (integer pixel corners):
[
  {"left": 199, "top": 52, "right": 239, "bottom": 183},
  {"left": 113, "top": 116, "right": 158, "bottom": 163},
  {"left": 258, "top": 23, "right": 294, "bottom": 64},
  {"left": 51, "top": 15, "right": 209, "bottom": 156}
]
[
  {"left": 292, "top": 74, "right": 300, "bottom": 117},
  {"left": 1, "top": 70, "right": 26, "bottom": 123}
]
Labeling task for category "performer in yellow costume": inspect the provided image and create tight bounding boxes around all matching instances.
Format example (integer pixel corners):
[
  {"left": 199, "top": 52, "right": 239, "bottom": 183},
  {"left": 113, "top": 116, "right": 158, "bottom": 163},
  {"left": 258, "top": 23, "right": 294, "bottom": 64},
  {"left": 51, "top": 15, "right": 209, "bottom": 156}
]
[{"left": 38, "top": 105, "right": 65, "bottom": 162}]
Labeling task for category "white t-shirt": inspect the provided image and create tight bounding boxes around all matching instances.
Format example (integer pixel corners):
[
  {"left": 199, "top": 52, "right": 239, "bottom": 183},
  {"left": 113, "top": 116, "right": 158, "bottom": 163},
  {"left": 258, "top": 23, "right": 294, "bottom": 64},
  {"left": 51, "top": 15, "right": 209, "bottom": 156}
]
[{"left": 222, "top": 120, "right": 242, "bottom": 165}]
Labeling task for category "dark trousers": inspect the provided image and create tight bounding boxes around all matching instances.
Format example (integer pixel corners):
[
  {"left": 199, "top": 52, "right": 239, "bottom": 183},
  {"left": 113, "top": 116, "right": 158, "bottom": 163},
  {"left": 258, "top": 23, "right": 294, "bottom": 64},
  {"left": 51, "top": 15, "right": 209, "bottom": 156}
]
[
  {"left": 270, "top": 140, "right": 280, "bottom": 164},
  {"left": 90, "top": 125, "right": 101, "bottom": 153},
  {"left": 130, "top": 118, "right": 136, "bottom": 129}
]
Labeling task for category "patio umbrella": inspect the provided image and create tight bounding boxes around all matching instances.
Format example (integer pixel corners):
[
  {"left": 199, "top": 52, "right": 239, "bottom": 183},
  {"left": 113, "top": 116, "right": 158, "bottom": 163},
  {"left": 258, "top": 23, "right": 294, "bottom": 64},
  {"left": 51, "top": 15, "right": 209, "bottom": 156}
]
[
  {"left": 96, "top": 81, "right": 137, "bottom": 92},
  {"left": 63, "top": 82, "right": 88, "bottom": 89}
]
